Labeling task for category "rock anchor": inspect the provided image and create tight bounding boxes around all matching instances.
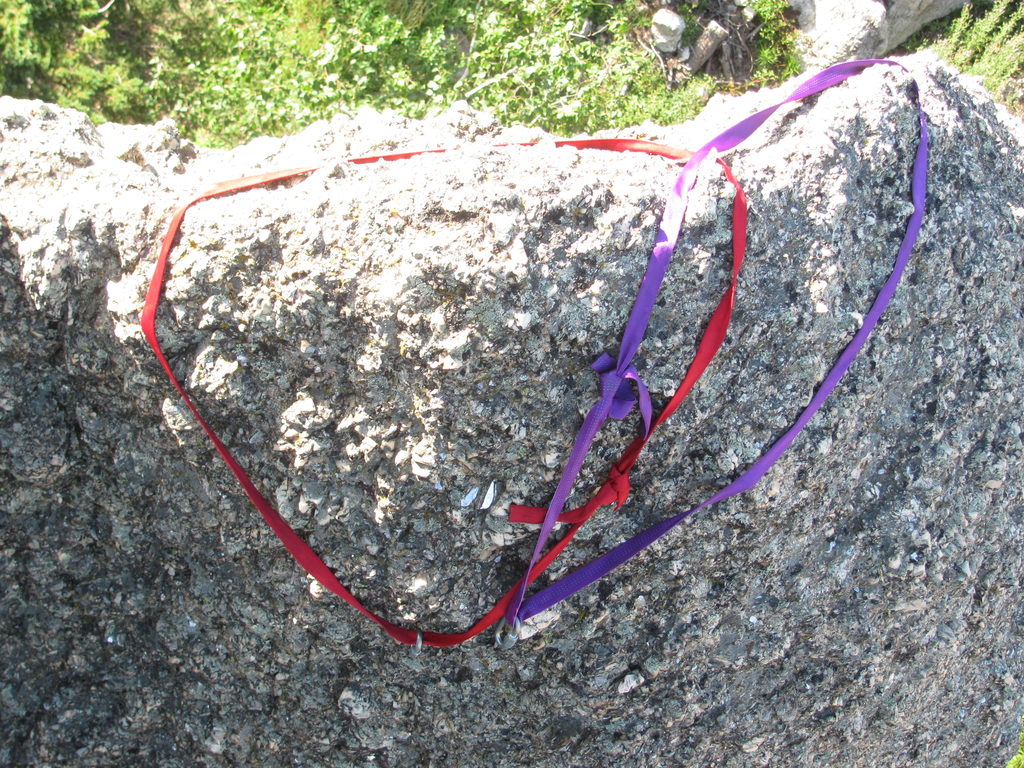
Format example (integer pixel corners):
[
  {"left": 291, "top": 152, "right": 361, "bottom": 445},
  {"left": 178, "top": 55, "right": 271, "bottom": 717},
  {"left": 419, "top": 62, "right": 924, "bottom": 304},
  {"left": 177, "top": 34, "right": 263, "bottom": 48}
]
[{"left": 0, "top": 54, "right": 1022, "bottom": 768}]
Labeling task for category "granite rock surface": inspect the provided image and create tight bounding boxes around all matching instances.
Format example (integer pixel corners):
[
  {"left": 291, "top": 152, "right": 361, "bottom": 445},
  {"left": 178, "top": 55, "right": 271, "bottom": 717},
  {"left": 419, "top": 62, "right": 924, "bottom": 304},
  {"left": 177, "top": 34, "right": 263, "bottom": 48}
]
[
  {"left": 789, "top": 0, "right": 967, "bottom": 65},
  {"left": 1, "top": 53, "right": 1022, "bottom": 767}
]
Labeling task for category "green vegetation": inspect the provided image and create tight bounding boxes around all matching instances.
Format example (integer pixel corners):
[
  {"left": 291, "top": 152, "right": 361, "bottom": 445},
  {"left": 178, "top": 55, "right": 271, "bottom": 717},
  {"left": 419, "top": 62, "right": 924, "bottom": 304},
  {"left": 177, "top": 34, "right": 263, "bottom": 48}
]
[
  {"left": 0, "top": 0, "right": 805, "bottom": 147},
  {"left": 903, "top": 0, "right": 1023, "bottom": 113},
  {"left": 940, "top": 0, "right": 1023, "bottom": 107},
  {"left": 145, "top": 0, "right": 720, "bottom": 147},
  {"left": 3, "top": 0, "right": 1020, "bottom": 148},
  {"left": 748, "top": 0, "right": 800, "bottom": 83},
  {"left": 0, "top": 0, "right": 148, "bottom": 121},
  {"left": 1008, "top": 716, "right": 1024, "bottom": 768}
]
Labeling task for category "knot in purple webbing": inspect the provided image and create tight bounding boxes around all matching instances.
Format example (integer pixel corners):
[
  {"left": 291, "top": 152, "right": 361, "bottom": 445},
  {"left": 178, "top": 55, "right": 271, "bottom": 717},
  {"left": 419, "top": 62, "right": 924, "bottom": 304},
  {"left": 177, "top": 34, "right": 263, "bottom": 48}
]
[
  {"left": 503, "top": 349, "right": 657, "bottom": 625},
  {"left": 591, "top": 352, "right": 653, "bottom": 438},
  {"left": 511, "top": 57, "right": 931, "bottom": 627}
]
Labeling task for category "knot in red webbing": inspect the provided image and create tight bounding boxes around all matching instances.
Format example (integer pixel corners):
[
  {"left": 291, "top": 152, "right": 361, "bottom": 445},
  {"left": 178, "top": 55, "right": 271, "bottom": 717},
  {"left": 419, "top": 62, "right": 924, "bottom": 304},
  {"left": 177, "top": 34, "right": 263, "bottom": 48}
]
[
  {"left": 607, "top": 463, "right": 632, "bottom": 508},
  {"left": 140, "top": 138, "right": 755, "bottom": 648}
]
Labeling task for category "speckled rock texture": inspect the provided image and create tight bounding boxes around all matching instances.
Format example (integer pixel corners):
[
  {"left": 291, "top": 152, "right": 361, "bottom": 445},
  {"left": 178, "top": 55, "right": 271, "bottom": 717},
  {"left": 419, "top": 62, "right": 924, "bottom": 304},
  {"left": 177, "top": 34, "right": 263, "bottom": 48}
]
[{"left": 1, "top": 53, "right": 1022, "bottom": 767}]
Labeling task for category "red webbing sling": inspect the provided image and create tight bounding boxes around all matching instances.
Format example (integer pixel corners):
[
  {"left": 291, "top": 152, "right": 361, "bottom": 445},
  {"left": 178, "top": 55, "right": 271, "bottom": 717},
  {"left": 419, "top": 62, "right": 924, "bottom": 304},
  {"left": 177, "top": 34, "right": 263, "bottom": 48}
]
[
  {"left": 509, "top": 159, "right": 746, "bottom": 525},
  {"left": 141, "top": 138, "right": 748, "bottom": 647}
]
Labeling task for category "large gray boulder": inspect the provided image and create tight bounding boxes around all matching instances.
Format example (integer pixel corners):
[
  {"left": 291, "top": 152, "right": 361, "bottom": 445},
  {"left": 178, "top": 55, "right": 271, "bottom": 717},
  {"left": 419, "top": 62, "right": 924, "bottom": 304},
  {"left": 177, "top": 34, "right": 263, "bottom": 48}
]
[
  {"left": 789, "top": 0, "right": 968, "bottom": 64},
  {"left": 1, "top": 53, "right": 1022, "bottom": 767}
]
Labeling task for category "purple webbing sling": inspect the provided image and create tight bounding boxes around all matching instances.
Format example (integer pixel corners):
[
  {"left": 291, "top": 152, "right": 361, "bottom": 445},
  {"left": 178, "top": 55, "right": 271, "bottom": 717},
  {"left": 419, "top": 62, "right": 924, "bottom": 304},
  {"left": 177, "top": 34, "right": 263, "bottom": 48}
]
[{"left": 505, "top": 58, "right": 930, "bottom": 628}]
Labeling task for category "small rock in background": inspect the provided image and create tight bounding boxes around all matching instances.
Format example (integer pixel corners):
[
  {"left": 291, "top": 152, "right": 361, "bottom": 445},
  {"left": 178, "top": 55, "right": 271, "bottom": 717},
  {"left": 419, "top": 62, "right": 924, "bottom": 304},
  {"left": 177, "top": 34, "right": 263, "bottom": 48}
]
[
  {"left": 789, "top": 0, "right": 968, "bottom": 65},
  {"left": 651, "top": 8, "right": 686, "bottom": 54}
]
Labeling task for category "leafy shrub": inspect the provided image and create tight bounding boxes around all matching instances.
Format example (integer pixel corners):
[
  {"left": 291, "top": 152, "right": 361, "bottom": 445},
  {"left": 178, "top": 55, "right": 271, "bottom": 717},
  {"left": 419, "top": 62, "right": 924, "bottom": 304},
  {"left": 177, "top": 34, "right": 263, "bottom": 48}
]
[
  {"left": 1, "top": 0, "right": 93, "bottom": 95},
  {"left": 1, "top": 0, "right": 159, "bottom": 122}
]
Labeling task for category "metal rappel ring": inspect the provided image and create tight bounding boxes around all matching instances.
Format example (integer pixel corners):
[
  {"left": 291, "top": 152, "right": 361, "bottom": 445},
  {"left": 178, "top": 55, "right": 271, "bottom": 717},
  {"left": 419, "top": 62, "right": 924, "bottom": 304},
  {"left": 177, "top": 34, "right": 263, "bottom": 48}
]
[{"left": 494, "top": 618, "right": 521, "bottom": 650}]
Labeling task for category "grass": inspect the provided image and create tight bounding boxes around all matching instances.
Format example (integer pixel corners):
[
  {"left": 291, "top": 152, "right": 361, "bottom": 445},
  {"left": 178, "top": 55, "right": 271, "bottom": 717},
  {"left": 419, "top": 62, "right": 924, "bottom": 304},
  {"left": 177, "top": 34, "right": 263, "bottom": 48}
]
[
  {"left": 1, "top": 1, "right": 1020, "bottom": 143},
  {"left": 940, "top": 0, "right": 1023, "bottom": 108},
  {"left": 901, "top": 0, "right": 1023, "bottom": 114},
  {"left": 749, "top": 0, "right": 800, "bottom": 82},
  {"left": 0, "top": 0, "right": 801, "bottom": 147}
]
